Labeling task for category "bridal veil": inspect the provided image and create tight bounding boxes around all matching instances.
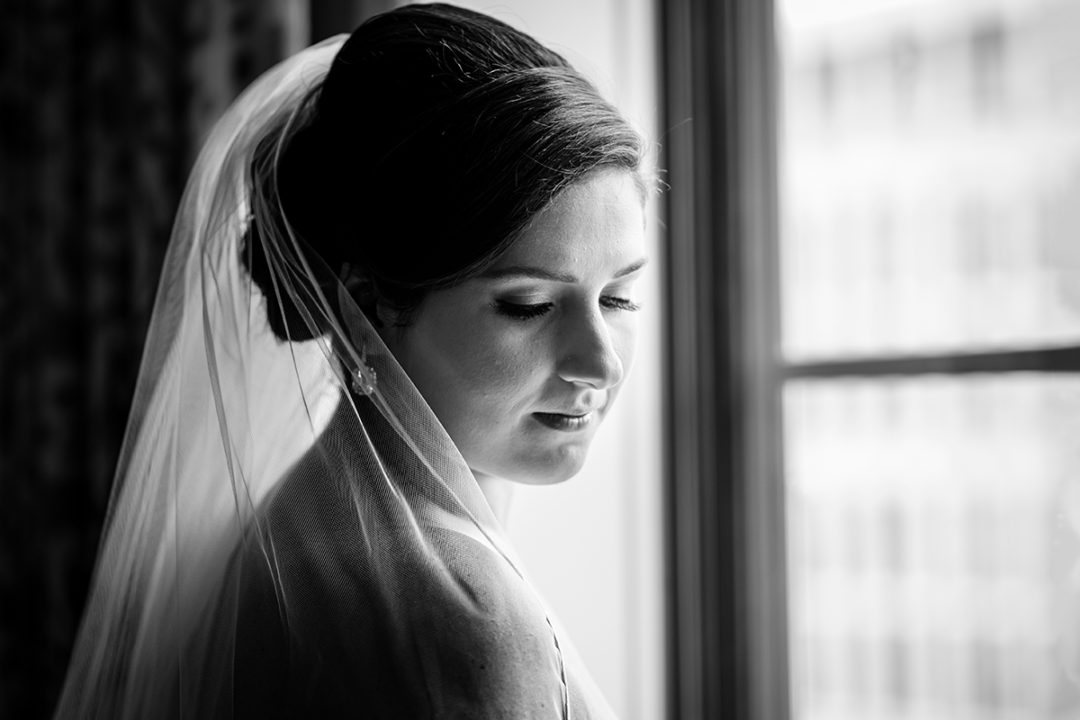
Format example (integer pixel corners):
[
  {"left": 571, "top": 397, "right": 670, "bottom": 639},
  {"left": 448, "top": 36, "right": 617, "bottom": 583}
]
[{"left": 54, "top": 30, "right": 615, "bottom": 718}]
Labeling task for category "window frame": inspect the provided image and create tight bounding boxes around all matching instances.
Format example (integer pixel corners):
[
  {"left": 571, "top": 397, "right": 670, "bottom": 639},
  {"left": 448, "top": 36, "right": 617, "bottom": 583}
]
[
  {"left": 661, "top": 0, "right": 789, "bottom": 718},
  {"left": 660, "top": 1, "right": 1080, "bottom": 718}
]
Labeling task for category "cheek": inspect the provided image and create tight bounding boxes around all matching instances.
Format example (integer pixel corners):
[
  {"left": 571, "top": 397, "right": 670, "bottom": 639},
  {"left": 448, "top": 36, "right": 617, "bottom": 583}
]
[
  {"left": 412, "top": 317, "right": 540, "bottom": 427},
  {"left": 454, "top": 329, "right": 533, "bottom": 395}
]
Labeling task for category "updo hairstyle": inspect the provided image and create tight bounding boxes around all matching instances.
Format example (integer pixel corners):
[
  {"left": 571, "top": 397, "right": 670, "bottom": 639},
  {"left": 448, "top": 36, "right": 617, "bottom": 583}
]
[{"left": 244, "top": 3, "right": 644, "bottom": 340}]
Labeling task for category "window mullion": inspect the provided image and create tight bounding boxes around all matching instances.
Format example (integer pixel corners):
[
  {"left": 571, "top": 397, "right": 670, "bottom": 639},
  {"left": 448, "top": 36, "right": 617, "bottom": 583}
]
[{"left": 784, "top": 344, "right": 1080, "bottom": 379}]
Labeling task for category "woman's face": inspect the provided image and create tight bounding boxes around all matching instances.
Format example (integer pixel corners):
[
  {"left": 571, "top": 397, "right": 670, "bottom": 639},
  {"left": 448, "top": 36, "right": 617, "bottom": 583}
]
[{"left": 381, "top": 169, "right": 647, "bottom": 484}]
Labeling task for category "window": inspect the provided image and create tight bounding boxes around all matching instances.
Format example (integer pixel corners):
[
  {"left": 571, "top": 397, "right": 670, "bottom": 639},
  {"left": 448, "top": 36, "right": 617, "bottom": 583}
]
[{"left": 662, "top": 0, "right": 1080, "bottom": 718}]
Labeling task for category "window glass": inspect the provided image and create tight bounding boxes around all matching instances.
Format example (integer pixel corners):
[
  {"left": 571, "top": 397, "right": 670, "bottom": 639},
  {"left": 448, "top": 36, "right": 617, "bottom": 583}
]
[
  {"left": 778, "top": 1, "right": 1080, "bottom": 717},
  {"left": 786, "top": 376, "right": 1080, "bottom": 718},
  {"left": 779, "top": 0, "right": 1080, "bottom": 361}
]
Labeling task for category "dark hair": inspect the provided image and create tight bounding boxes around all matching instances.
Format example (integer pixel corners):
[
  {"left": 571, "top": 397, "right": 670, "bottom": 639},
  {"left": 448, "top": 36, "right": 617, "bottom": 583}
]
[{"left": 245, "top": 3, "right": 644, "bottom": 340}]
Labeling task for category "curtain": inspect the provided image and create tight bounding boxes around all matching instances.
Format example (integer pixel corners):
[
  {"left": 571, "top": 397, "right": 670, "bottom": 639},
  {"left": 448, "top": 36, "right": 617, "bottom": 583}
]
[{"left": 0, "top": 1, "right": 310, "bottom": 716}]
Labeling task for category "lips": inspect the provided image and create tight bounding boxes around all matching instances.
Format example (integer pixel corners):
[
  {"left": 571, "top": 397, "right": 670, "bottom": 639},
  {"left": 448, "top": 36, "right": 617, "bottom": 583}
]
[{"left": 532, "top": 411, "right": 595, "bottom": 432}]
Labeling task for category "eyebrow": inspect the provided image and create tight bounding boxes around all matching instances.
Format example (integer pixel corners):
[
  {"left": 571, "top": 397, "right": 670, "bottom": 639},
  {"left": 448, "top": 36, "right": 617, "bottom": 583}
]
[{"left": 478, "top": 257, "right": 649, "bottom": 283}]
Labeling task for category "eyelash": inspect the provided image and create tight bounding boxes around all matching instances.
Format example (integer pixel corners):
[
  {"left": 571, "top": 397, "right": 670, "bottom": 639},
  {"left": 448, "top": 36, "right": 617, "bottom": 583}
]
[
  {"left": 600, "top": 296, "right": 641, "bottom": 313},
  {"left": 495, "top": 301, "right": 553, "bottom": 320},
  {"left": 494, "top": 297, "right": 641, "bottom": 321}
]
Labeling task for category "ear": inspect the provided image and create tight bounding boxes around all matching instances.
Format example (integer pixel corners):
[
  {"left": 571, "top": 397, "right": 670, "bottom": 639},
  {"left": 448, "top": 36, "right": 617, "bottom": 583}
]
[
  {"left": 340, "top": 263, "right": 390, "bottom": 327},
  {"left": 340, "top": 263, "right": 374, "bottom": 303},
  {"left": 375, "top": 300, "right": 400, "bottom": 329}
]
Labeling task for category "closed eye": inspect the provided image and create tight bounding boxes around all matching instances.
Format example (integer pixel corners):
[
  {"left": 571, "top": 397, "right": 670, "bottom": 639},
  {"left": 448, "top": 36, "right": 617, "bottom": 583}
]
[
  {"left": 494, "top": 300, "right": 554, "bottom": 320},
  {"left": 600, "top": 296, "right": 640, "bottom": 312}
]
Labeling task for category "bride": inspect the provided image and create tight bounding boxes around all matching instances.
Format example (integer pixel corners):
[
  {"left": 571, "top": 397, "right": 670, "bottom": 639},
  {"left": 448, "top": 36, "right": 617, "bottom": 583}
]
[{"left": 55, "top": 4, "right": 648, "bottom": 718}]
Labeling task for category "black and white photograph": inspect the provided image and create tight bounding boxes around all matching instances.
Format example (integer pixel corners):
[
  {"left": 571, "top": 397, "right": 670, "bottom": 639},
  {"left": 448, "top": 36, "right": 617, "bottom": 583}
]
[{"left": 3, "top": 1, "right": 1079, "bottom": 718}]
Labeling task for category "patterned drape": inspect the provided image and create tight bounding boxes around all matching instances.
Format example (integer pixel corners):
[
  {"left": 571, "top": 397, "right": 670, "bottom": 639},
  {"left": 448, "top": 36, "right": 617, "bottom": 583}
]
[{"left": 0, "top": 1, "right": 307, "bottom": 716}]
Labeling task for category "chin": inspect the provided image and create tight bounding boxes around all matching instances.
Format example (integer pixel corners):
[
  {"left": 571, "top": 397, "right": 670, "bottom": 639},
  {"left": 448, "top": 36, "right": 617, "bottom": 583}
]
[{"left": 505, "top": 444, "right": 591, "bottom": 486}]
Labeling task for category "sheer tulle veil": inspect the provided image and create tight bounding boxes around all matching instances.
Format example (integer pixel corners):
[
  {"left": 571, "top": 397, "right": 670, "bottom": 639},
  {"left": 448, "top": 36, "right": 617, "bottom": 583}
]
[{"left": 54, "top": 34, "right": 590, "bottom": 718}]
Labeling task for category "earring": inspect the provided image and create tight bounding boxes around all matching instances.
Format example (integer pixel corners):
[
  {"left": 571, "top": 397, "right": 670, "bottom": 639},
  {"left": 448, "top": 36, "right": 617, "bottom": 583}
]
[
  {"left": 351, "top": 364, "right": 377, "bottom": 396},
  {"left": 338, "top": 264, "right": 378, "bottom": 397}
]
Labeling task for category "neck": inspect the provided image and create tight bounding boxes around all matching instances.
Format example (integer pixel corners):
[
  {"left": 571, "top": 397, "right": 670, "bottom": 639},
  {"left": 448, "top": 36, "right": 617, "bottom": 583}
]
[{"left": 473, "top": 472, "right": 514, "bottom": 527}]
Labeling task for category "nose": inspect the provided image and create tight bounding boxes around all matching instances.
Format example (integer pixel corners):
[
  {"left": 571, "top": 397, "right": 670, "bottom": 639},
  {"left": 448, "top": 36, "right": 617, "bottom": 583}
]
[{"left": 555, "top": 307, "right": 624, "bottom": 390}]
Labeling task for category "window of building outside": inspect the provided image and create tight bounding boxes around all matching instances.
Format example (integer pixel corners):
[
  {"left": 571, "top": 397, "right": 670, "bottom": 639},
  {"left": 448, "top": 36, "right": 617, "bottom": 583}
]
[{"left": 778, "top": 1, "right": 1080, "bottom": 718}]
